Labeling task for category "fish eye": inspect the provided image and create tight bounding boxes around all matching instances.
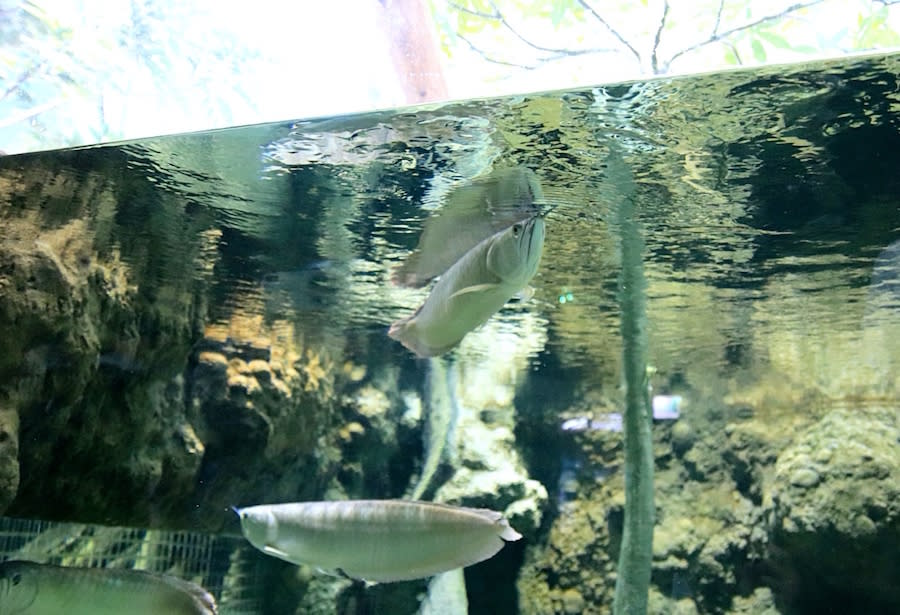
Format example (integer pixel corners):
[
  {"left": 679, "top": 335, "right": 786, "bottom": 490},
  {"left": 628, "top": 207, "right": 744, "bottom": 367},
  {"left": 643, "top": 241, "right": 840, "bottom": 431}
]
[
  {"left": 11, "top": 573, "right": 21, "bottom": 585},
  {"left": 512, "top": 224, "right": 521, "bottom": 236}
]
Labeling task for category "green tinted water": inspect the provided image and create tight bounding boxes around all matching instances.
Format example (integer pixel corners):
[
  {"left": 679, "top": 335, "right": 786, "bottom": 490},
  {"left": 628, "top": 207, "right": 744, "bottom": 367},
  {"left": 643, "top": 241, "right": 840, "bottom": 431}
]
[{"left": 0, "top": 52, "right": 898, "bottom": 614}]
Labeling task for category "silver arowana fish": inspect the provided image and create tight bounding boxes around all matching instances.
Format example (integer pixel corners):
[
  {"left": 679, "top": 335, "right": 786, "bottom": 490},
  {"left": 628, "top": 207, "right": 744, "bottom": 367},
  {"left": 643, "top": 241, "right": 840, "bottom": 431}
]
[
  {"left": 0, "top": 560, "right": 217, "bottom": 615},
  {"left": 393, "top": 166, "right": 544, "bottom": 288},
  {"left": 235, "top": 499, "right": 522, "bottom": 583},
  {"left": 389, "top": 214, "right": 545, "bottom": 357}
]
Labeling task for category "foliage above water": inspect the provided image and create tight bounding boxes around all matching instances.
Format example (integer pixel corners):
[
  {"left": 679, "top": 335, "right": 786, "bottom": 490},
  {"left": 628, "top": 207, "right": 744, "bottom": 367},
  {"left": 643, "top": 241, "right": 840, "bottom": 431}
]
[
  {"left": 434, "top": 0, "right": 900, "bottom": 74},
  {"left": 0, "top": 0, "right": 260, "bottom": 153},
  {"left": 2, "top": 0, "right": 899, "bottom": 154}
]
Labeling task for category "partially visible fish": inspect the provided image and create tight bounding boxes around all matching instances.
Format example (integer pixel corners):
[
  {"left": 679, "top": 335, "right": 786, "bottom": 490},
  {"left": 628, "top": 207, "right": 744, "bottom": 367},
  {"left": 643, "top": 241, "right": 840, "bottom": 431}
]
[
  {"left": 393, "top": 167, "right": 544, "bottom": 288},
  {"left": 408, "top": 358, "right": 459, "bottom": 501},
  {"left": 0, "top": 560, "right": 217, "bottom": 615},
  {"left": 234, "top": 499, "right": 522, "bottom": 583},
  {"left": 389, "top": 214, "right": 545, "bottom": 357}
]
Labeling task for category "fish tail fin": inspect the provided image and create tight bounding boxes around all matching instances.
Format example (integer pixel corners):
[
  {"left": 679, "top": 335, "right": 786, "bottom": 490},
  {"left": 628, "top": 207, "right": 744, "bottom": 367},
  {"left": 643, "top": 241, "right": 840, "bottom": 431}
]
[
  {"left": 388, "top": 318, "right": 411, "bottom": 343},
  {"left": 191, "top": 586, "right": 219, "bottom": 615},
  {"left": 389, "top": 317, "right": 455, "bottom": 358},
  {"left": 499, "top": 520, "right": 523, "bottom": 542},
  {"left": 391, "top": 255, "right": 429, "bottom": 288},
  {"left": 388, "top": 318, "right": 426, "bottom": 357}
]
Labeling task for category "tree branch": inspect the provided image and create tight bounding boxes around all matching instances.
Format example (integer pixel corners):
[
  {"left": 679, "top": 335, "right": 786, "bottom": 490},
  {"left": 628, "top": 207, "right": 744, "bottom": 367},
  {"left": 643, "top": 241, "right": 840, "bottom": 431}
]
[
  {"left": 484, "top": 0, "right": 573, "bottom": 55},
  {"left": 723, "top": 40, "right": 742, "bottom": 65},
  {"left": 455, "top": 31, "right": 538, "bottom": 69},
  {"left": 661, "top": 0, "right": 826, "bottom": 73},
  {"left": 713, "top": 0, "right": 725, "bottom": 35},
  {"left": 2, "top": 62, "right": 45, "bottom": 103},
  {"left": 448, "top": 1, "right": 618, "bottom": 68},
  {"left": 577, "top": 0, "right": 642, "bottom": 65},
  {"left": 650, "top": 1, "right": 670, "bottom": 74},
  {"left": 449, "top": 1, "right": 615, "bottom": 58},
  {"left": 446, "top": 1, "right": 498, "bottom": 21},
  {"left": 457, "top": 31, "right": 619, "bottom": 70},
  {"left": 0, "top": 98, "right": 63, "bottom": 130}
]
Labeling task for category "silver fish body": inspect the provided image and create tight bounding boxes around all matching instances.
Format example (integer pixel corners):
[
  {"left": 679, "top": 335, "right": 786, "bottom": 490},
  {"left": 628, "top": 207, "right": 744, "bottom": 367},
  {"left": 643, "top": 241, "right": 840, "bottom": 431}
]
[
  {"left": 0, "top": 560, "right": 217, "bottom": 615},
  {"left": 393, "top": 167, "right": 544, "bottom": 288},
  {"left": 389, "top": 215, "right": 545, "bottom": 357},
  {"left": 235, "top": 499, "right": 522, "bottom": 583}
]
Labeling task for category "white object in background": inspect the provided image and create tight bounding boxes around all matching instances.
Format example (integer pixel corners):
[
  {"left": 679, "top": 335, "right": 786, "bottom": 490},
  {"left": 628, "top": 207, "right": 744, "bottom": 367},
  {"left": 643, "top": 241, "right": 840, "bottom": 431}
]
[{"left": 652, "top": 395, "right": 682, "bottom": 420}]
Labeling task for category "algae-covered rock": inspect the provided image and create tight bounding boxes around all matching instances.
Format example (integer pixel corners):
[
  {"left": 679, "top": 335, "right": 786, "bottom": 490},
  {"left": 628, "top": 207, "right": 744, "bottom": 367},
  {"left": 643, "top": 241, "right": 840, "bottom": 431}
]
[
  {"left": 517, "top": 485, "right": 618, "bottom": 614},
  {"left": 0, "top": 164, "right": 211, "bottom": 526},
  {"left": 432, "top": 396, "right": 548, "bottom": 539},
  {"left": 516, "top": 384, "right": 782, "bottom": 614},
  {"left": 0, "top": 405, "right": 19, "bottom": 511},
  {"left": 333, "top": 364, "right": 420, "bottom": 498},
  {"left": 0, "top": 153, "right": 347, "bottom": 531},
  {"left": 766, "top": 405, "right": 900, "bottom": 613},
  {"left": 726, "top": 587, "right": 779, "bottom": 614},
  {"left": 189, "top": 316, "right": 342, "bottom": 525}
]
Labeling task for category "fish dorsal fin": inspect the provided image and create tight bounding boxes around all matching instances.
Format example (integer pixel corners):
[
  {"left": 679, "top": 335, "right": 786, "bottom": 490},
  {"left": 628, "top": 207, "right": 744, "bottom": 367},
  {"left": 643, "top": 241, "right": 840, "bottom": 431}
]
[{"left": 448, "top": 283, "right": 501, "bottom": 299}]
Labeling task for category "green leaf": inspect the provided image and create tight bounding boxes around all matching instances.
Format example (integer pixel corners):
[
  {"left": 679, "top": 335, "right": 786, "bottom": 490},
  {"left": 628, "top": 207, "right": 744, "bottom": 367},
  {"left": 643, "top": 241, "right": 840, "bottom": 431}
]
[
  {"left": 854, "top": 5, "right": 900, "bottom": 48},
  {"left": 751, "top": 38, "right": 766, "bottom": 62},
  {"left": 550, "top": 2, "right": 567, "bottom": 27},
  {"left": 724, "top": 48, "right": 738, "bottom": 65},
  {"left": 756, "top": 30, "right": 790, "bottom": 50}
]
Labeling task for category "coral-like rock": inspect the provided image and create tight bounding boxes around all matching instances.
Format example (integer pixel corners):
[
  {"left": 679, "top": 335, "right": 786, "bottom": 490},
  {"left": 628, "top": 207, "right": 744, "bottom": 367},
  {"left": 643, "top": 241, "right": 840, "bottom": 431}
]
[
  {"left": 189, "top": 316, "right": 340, "bottom": 524},
  {"left": 0, "top": 186, "right": 209, "bottom": 526},
  {"left": 766, "top": 405, "right": 900, "bottom": 613},
  {"left": 0, "top": 406, "right": 19, "bottom": 511}
]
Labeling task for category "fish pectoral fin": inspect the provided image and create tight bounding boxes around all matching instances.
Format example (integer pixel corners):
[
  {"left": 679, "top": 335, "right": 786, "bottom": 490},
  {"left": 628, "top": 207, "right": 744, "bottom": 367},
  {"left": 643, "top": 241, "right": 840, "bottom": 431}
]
[
  {"left": 262, "top": 544, "right": 294, "bottom": 561},
  {"left": 513, "top": 285, "right": 535, "bottom": 302},
  {"left": 448, "top": 283, "right": 501, "bottom": 299},
  {"left": 318, "top": 567, "right": 375, "bottom": 586}
]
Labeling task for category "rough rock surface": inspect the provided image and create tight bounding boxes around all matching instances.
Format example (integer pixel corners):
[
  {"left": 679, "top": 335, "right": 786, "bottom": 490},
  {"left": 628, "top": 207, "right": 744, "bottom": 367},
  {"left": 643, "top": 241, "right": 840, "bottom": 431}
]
[
  {"left": 0, "top": 182, "right": 211, "bottom": 527},
  {"left": 765, "top": 405, "right": 900, "bottom": 613},
  {"left": 187, "top": 315, "right": 342, "bottom": 529},
  {"left": 0, "top": 160, "right": 345, "bottom": 531},
  {"left": 516, "top": 380, "right": 900, "bottom": 615},
  {"left": 0, "top": 405, "right": 18, "bottom": 511},
  {"left": 516, "top": 378, "right": 790, "bottom": 615}
]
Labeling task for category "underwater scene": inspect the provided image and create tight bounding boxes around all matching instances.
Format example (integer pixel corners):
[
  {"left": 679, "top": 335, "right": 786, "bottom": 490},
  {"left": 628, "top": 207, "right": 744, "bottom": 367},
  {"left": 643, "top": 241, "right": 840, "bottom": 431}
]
[{"left": 0, "top": 50, "right": 899, "bottom": 615}]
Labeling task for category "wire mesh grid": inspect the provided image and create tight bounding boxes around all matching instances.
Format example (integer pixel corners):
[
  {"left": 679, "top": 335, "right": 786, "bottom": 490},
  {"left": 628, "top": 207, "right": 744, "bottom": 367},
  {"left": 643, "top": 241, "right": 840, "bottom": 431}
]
[{"left": 0, "top": 516, "right": 267, "bottom": 614}]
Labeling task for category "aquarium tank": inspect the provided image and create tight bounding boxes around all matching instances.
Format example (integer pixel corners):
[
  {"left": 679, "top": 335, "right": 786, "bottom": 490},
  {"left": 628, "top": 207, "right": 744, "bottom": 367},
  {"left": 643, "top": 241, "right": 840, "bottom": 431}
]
[{"left": 1, "top": 50, "right": 899, "bottom": 615}]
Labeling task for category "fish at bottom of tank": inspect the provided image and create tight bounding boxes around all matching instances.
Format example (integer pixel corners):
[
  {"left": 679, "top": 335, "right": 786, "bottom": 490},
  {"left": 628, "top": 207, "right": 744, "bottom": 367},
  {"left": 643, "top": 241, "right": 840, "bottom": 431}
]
[{"left": 234, "top": 499, "right": 522, "bottom": 583}]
